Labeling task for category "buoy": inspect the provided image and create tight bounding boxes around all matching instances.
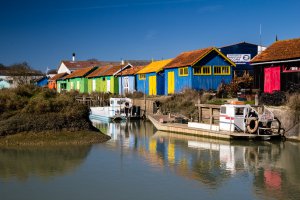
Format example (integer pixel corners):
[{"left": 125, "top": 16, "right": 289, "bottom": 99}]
[{"left": 246, "top": 117, "right": 259, "bottom": 133}]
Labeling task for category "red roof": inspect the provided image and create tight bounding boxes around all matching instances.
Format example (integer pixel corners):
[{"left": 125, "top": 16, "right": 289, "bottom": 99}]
[
  {"left": 115, "top": 65, "right": 146, "bottom": 76},
  {"left": 49, "top": 72, "right": 68, "bottom": 81},
  {"left": 61, "top": 60, "right": 119, "bottom": 70},
  {"left": 251, "top": 38, "right": 300, "bottom": 63},
  {"left": 100, "top": 65, "right": 125, "bottom": 76},
  {"left": 64, "top": 66, "right": 97, "bottom": 79},
  {"left": 164, "top": 47, "right": 213, "bottom": 69}
]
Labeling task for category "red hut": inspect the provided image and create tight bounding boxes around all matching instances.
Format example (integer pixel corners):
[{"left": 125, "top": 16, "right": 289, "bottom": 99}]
[{"left": 251, "top": 38, "right": 300, "bottom": 93}]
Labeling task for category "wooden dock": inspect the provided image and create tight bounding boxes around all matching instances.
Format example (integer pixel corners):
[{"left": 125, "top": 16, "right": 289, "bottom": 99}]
[{"left": 148, "top": 114, "right": 282, "bottom": 141}]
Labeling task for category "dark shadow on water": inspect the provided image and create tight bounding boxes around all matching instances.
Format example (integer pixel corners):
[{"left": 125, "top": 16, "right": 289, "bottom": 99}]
[{"left": 0, "top": 145, "right": 92, "bottom": 181}]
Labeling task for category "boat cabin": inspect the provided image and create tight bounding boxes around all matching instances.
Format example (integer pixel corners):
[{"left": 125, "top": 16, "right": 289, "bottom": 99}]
[{"left": 219, "top": 104, "right": 251, "bottom": 132}]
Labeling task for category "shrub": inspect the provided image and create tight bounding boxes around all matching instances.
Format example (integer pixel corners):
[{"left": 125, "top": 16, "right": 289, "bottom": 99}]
[
  {"left": 259, "top": 91, "right": 287, "bottom": 106},
  {"left": 0, "top": 85, "right": 95, "bottom": 136}
]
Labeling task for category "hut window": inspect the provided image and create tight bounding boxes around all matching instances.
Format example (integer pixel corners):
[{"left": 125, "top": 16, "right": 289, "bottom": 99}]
[
  {"left": 194, "top": 66, "right": 211, "bottom": 75},
  {"left": 139, "top": 74, "right": 146, "bottom": 80},
  {"left": 220, "top": 106, "right": 226, "bottom": 114},
  {"left": 179, "top": 67, "right": 189, "bottom": 76},
  {"left": 214, "top": 66, "right": 230, "bottom": 75},
  {"left": 283, "top": 66, "right": 300, "bottom": 72}
]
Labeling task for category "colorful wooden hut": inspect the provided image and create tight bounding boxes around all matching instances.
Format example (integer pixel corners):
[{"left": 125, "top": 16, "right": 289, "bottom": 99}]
[
  {"left": 64, "top": 66, "right": 98, "bottom": 93},
  {"left": 48, "top": 72, "right": 68, "bottom": 91},
  {"left": 251, "top": 38, "right": 300, "bottom": 93},
  {"left": 136, "top": 59, "right": 172, "bottom": 96},
  {"left": 99, "top": 64, "right": 132, "bottom": 94},
  {"left": 115, "top": 65, "right": 146, "bottom": 95},
  {"left": 163, "top": 47, "right": 235, "bottom": 95},
  {"left": 86, "top": 65, "right": 112, "bottom": 93}
]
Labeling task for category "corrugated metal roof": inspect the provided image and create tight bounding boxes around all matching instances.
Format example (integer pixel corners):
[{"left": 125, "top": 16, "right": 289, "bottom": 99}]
[
  {"left": 164, "top": 47, "right": 213, "bottom": 69},
  {"left": 136, "top": 59, "right": 173, "bottom": 74},
  {"left": 86, "top": 65, "right": 111, "bottom": 78},
  {"left": 251, "top": 37, "right": 300, "bottom": 63},
  {"left": 115, "top": 65, "right": 146, "bottom": 76},
  {"left": 49, "top": 72, "right": 68, "bottom": 81},
  {"left": 64, "top": 66, "right": 97, "bottom": 79},
  {"left": 101, "top": 65, "right": 125, "bottom": 76},
  {"left": 164, "top": 47, "right": 235, "bottom": 69}
]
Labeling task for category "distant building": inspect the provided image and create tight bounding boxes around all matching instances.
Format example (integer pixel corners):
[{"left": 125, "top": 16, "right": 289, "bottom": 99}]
[
  {"left": 219, "top": 42, "right": 266, "bottom": 76},
  {"left": 57, "top": 53, "right": 120, "bottom": 74},
  {"left": 46, "top": 69, "right": 57, "bottom": 78},
  {"left": 251, "top": 38, "right": 300, "bottom": 93}
]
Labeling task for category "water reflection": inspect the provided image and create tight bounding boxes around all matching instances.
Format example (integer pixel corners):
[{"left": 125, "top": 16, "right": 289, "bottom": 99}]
[
  {"left": 0, "top": 145, "right": 92, "bottom": 181},
  {"left": 93, "top": 120, "right": 300, "bottom": 199}
]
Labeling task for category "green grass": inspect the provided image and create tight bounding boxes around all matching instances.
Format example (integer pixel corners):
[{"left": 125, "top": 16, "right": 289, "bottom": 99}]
[{"left": 0, "top": 131, "right": 110, "bottom": 146}]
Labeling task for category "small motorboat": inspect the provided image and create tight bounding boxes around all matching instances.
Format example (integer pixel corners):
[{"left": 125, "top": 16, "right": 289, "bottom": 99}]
[{"left": 90, "top": 98, "right": 140, "bottom": 122}]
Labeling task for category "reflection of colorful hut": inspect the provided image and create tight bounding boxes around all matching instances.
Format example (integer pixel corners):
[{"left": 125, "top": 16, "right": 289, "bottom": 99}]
[
  {"left": 115, "top": 65, "right": 145, "bottom": 95},
  {"left": 64, "top": 66, "right": 98, "bottom": 93},
  {"left": 48, "top": 72, "right": 68, "bottom": 91},
  {"left": 136, "top": 59, "right": 172, "bottom": 96},
  {"left": 163, "top": 47, "right": 235, "bottom": 95}
]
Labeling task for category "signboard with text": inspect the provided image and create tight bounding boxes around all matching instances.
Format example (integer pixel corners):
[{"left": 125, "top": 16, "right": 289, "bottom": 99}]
[{"left": 227, "top": 54, "right": 251, "bottom": 64}]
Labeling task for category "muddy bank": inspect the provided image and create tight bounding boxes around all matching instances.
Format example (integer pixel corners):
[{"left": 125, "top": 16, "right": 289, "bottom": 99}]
[{"left": 0, "top": 131, "right": 110, "bottom": 146}]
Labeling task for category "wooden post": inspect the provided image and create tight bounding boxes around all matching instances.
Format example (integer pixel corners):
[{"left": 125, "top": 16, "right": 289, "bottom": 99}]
[
  {"left": 209, "top": 107, "right": 213, "bottom": 125},
  {"left": 197, "top": 96, "right": 202, "bottom": 122}
]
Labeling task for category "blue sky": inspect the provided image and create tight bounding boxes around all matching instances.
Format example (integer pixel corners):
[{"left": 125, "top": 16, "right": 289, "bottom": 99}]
[{"left": 1, "top": 0, "right": 300, "bottom": 71}]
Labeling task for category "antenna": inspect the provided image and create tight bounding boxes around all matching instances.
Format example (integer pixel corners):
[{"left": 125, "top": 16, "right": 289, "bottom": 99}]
[
  {"left": 259, "top": 24, "right": 262, "bottom": 47},
  {"left": 258, "top": 24, "right": 263, "bottom": 54}
]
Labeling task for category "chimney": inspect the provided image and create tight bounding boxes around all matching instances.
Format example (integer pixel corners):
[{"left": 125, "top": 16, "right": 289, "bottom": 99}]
[{"left": 72, "top": 53, "right": 76, "bottom": 62}]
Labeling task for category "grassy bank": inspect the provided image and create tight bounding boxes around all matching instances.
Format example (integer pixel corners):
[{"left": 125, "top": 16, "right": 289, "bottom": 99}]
[
  {"left": 0, "top": 131, "right": 110, "bottom": 146},
  {"left": 0, "top": 85, "right": 110, "bottom": 144}
]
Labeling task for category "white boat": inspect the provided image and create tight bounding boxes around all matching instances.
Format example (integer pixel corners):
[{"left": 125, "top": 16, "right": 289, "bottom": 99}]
[
  {"left": 90, "top": 98, "right": 140, "bottom": 122},
  {"left": 148, "top": 103, "right": 284, "bottom": 141}
]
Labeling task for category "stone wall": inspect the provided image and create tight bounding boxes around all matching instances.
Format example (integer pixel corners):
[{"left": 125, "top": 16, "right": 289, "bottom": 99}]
[{"left": 268, "top": 106, "right": 300, "bottom": 141}]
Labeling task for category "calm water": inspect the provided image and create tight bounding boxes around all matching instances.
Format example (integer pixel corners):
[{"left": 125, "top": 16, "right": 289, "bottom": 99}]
[{"left": 1, "top": 120, "right": 300, "bottom": 200}]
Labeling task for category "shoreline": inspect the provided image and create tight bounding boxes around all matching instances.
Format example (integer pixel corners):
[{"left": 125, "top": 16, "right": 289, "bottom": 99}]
[{"left": 0, "top": 130, "right": 111, "bottom": 146}]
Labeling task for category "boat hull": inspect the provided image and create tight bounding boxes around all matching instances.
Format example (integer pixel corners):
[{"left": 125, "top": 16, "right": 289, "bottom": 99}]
[{"left": 148, "top": 115, "right": 282, "bottom": 141}]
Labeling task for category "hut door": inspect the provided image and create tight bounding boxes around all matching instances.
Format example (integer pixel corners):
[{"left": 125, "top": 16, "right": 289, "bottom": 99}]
[
  {"left": 149, "top": 76, "right": 157, "bottom": 95},
  {"left": 107, "top": 80, "right": 111, "bottom": 92},
  {"left": 124, "top": 77, "right": 129, "bottom": 93},
  {"left": 92, "top": 79, "right": 96, "bottom": 92},
  {"left": 168, "top": 71, "right": 175, "bottom": 94},
  {"left": 264, "top": 66, "right": 280, "bottom": 93}
]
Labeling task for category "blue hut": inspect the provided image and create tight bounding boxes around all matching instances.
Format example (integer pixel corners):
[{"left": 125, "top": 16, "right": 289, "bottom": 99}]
[
  {"left": 35, "top": 76, "right": 49, "bottom": 87},
  {"left": 116, "top": 65, "right": 145, "bottom": 95},
  {"left": 136, "top": 59, "right": 172, "bottom": 96},
  {"left": 163, "top": 47, "right": 236, "bottom": 95}
]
